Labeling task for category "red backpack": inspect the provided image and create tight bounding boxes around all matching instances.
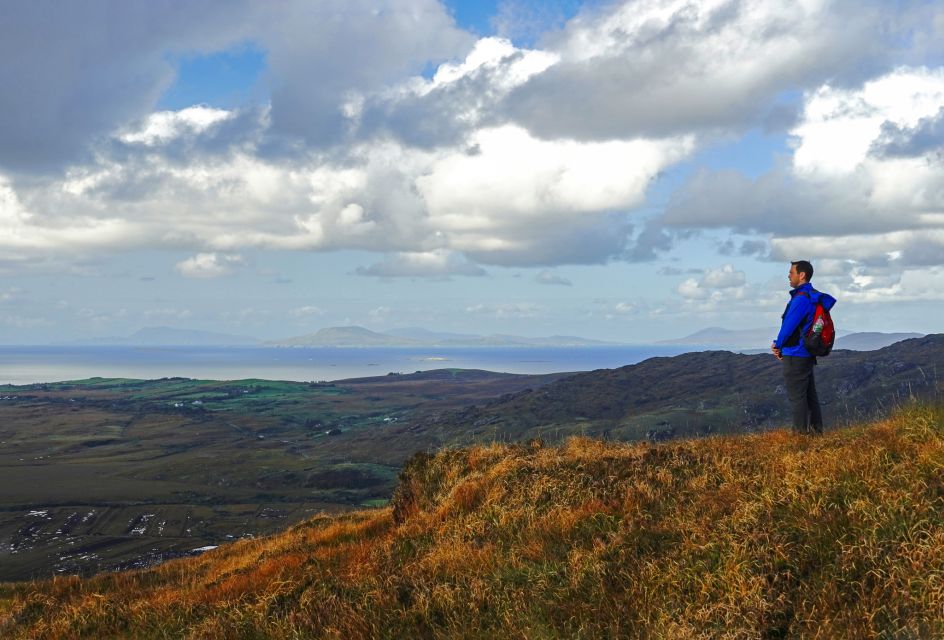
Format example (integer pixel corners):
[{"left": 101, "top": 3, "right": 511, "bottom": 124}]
[{"left": 797, "top": 290, "right": 835, "bottom": 356}]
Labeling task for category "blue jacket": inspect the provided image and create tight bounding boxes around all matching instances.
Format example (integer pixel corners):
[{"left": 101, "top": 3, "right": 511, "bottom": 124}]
[{"left": 774, "top": 282, "right": 837, "bottom": 357}]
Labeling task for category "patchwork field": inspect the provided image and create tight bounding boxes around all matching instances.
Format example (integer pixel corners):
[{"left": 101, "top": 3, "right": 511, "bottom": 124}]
[{"left": 0, "top": 370, "right": 564, "bottom": 580}]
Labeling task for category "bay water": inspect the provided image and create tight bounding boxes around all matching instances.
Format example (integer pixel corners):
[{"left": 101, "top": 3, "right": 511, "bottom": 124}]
[{"left": 0, "top": 345, "right": 695, "bottom": 385}]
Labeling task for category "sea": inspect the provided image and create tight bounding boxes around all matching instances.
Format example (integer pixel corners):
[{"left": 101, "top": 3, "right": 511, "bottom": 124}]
[{"left": 0, "top": 345, "right": 697, "bottom": 386}]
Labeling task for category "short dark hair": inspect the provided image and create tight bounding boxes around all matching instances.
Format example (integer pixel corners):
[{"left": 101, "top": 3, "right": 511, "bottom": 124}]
[{"left": 792, "top": 260, "right": 814, "bottom": 282}]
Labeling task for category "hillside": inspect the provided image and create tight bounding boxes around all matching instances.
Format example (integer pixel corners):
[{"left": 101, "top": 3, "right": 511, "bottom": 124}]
[
  {"left": 431, "top": 334, "right": 944, "bottom": 443},
  {"left": 2, "top": 403, "right": 943, "bottom": 638}
]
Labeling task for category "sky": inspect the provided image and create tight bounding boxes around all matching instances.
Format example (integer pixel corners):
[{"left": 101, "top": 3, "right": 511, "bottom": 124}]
[{"left": 1, "top": 0, "right": 943, "bottom": 344}]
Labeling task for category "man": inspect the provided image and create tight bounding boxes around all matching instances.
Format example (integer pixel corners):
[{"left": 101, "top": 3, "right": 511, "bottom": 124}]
[{"left": 771, "top": 260, "right": 836, "bottom": 434}]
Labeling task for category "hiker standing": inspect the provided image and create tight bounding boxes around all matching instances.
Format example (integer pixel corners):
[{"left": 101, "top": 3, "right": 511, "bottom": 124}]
[{"left": 770, "top": 260, "right": 836, "bottom": 434}]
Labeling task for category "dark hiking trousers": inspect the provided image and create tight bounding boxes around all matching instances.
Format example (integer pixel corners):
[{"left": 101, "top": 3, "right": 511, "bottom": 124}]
[{"left": 782, "top": 356, "right": 823, "bottom": 434}]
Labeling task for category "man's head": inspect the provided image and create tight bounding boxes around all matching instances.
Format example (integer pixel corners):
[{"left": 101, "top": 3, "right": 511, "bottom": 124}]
[{"left": 789, "top": 260, "right": 814, "bottom": 288}]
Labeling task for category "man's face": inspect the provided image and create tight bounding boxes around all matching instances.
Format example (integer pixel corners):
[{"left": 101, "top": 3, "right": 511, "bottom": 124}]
[{"left": 789, "top": 264, "right": 804, "bottom": 288}]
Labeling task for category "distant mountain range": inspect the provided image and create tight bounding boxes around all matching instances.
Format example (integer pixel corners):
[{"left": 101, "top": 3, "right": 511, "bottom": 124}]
[
  {"left": 657, "top": 327, "right": 923, "bottom": 351},
  {"left": 834, "top": 331, "right": 926, "bottom": 351}
]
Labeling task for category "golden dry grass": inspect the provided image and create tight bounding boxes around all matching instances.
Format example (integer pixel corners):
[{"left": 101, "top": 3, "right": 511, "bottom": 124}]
[{"left": 2, "top": 402, "right": 943, "bottom": 639}]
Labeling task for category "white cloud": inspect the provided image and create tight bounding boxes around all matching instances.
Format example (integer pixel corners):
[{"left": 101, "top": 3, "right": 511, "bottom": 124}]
[
  {"left": 1, "top": 176, "right": 139, "bottom": 251},
  {"left": 428, "top": 37, "right": 558, "bottom": 94},
  {"left": 792, "top": 67, "right": 944, "bottom": 176},
  {"left": 0, "top": 103, "right": 690, "bottom": 268},
  {"left": 0, "top": 287, "right": 22, "bottom": 303},
  {"left": 175, "top": 253, "right": 243, "bottom": 278},
  {"left": 769, "top": 230, "right": 944, "bottom": 303},
  {"left": 291, "top": 305, "right": 325, "bottom": 318},
  {"left": 663, "top": 66, "right": 944, "bottom": 303},
  {"left": 119, "top": 106, "right": 233, "bottom": 146},
  {"left": 811, "top": 265, "right": 944, "bottom": 304},
  {"left": 535, "top": 270, "right": 572, "bottom": 286},
  {"left": 418, "top": 125, "right": 692, "bottom": 231},
  {"left": 0, "top": 314, "right": 52, "bottom": 328},
  {"left": 677, "top": 264, "right": 747, "bottom": 301},
  {"left": 368, "top": 306, "right": 393, "bottom": 321},
  {"left": 600, "top": 301, "right": 638, "bottom": 320},
  {"left": 353, "top": 36, "right": 558, "bottom": 146},
  {"left": 143, "top": 307, "right": 193, "bottom": 320},
  {"left": 75, "top": 307, "right": 116, "bottom": 325},
  {"left": 0, "top": 5, "right": 703, "bottom": 270},
  {"left": 701, "top": 264, "right": 746, "bottom": 289},
  {"left": 0, "top": 2, "right": 260, "bottom": 171},
  {"left": 260, "top": 0, "right": 472, "bottom": 147},
  {"left": 355, "top": 249, "right": 487, "bottom": 278},
  {"left": 677, "top": 278, "right": 711, "bottom": 301},
  {"left": 0, "top": 1, "right": 941, "bottom": 289},
  {"left": 0, "top": 1, "right": 472, "bottom": 171},
  {"left": 502, "top": 0, "right": 913, "bottom": 140},
  {"left": 770, "top": 230, "right": 944, "bottom": 268},
  {"left": 465, "top": 302, "right": 542, "bottom": 318}
]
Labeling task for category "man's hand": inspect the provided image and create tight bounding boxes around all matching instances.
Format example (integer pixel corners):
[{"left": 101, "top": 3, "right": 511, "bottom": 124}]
[{"left": 771, "top": 342, "right": 782, "bottom": 360}]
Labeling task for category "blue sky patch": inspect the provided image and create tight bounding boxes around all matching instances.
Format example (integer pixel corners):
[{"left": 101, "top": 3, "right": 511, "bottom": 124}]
[{"left": 159, "top": 44, "right": 267, "bottom": 111}]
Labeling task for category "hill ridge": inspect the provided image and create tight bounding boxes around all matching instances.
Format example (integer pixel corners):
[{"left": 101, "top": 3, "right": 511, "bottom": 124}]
[
  {"left": 428, "top": 333, "right": 944, "bottom": 443},
  {"left": 3, "top": 402, "right": 943, "bottom": 638}
]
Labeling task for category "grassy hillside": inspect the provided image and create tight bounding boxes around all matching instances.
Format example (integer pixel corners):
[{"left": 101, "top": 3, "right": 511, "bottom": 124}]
[{"left": 2, "top": 402, "right": 943, "bottom": 638}]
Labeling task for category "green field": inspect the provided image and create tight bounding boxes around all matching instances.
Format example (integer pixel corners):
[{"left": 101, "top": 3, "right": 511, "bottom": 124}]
[{"left": 0, "top": 371, "right": 563, "bottom": 581}]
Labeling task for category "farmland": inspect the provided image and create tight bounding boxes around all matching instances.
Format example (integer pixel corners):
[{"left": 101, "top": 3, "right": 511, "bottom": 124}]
[{"left": 0, "top": 370, "right": 563, "bottom": 580}]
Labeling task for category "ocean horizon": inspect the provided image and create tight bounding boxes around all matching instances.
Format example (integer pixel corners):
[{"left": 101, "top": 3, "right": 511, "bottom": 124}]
[{"left": 0, "top": 345, "right": 697, "bottom": 386}]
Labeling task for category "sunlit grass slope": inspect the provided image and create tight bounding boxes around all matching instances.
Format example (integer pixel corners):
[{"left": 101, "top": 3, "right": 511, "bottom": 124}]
[{"left": 2, "top": 403, "right": 943, "bottom": 639}]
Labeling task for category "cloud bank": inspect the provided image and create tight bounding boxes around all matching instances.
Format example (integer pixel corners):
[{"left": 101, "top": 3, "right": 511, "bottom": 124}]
[
  {"left": 0, "top": 0, "right": 941, "bottom": 297},
  {"left": 664, "top": 66, "right": 944, "bottom": 303}
]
